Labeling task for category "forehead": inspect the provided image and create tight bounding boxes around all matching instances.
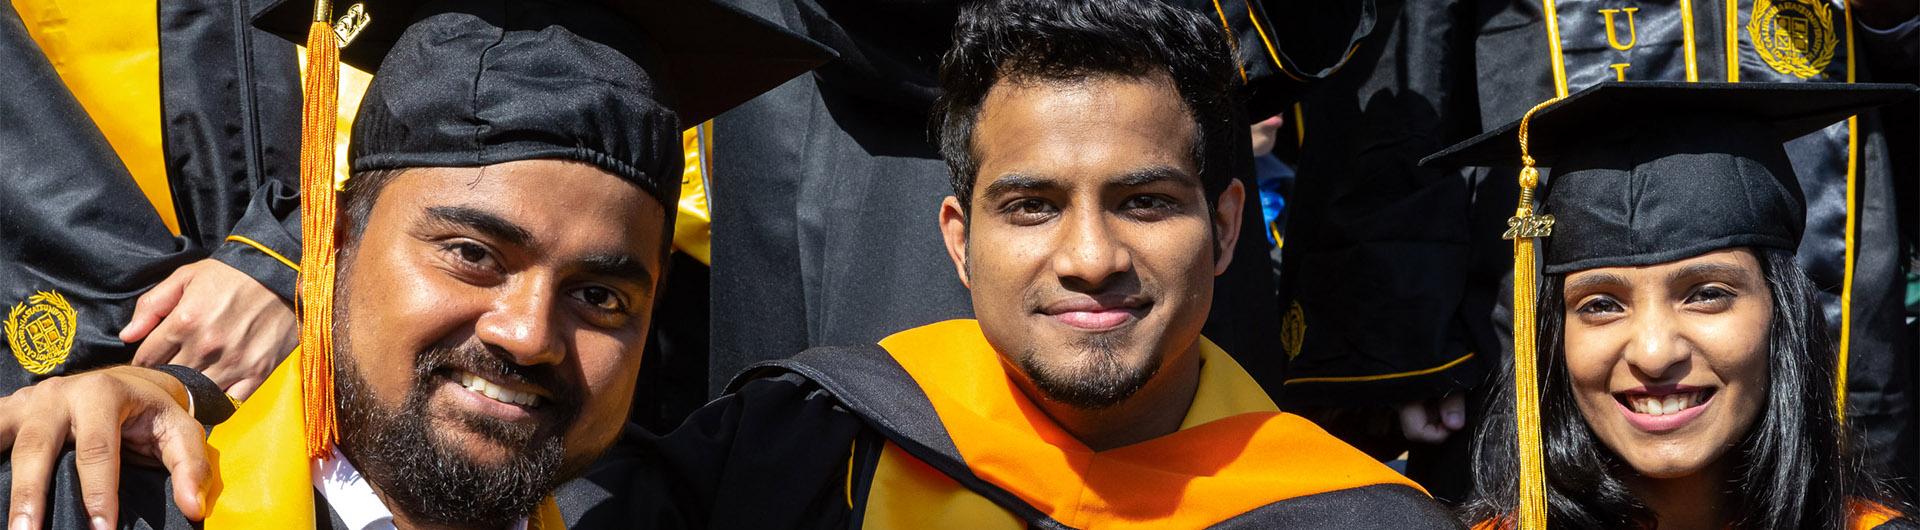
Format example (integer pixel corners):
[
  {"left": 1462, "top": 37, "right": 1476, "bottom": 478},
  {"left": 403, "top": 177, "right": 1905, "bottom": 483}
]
[
  {"left": 377, "top": 160, "right": 668, "bottom": 251},
  {"left": 1564, "top": 248, "right": 1763, "bottom": 285},
  {"left": 972, "top": 74, "right": 1197, "bottom": 186}
]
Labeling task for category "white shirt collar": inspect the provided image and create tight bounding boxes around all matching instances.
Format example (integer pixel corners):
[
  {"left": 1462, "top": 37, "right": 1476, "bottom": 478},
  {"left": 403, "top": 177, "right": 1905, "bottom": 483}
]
[{"left": 312, "top": 447, "right": 529, "bottom": 530}]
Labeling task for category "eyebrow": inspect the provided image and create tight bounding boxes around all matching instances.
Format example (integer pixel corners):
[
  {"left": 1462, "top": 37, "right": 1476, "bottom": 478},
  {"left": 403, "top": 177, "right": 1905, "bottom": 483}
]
[
  {"left": 980, "top": 173, "right": 1059, "bottom": 201},
  {"left": 424, "top": 206, "right": 534, "bottom": 248},
  {"left": 1113, "top": 166, "right": 1192, "bottom": 188},
  {"left": 1564, "top": 271, "right": 1628, "bottom": 293},
  {"left": 1668, "top": 262, "right": 1750, "bottom": 283},
  {"left": 578, "top": 253, "right": 655, "bottom": 286}
]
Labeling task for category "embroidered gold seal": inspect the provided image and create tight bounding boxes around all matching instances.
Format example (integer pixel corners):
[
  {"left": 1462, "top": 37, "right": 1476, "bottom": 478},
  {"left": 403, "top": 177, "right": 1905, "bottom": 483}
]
[
  {"left": 1748, "top": 0, "right": 1836, "bottom": 78},
  {"left": 6, "top": 290, "right": 77, "bottom": 375},
  {"left": 1280, "top": 301, "right": 1307, "bottom": 360}
]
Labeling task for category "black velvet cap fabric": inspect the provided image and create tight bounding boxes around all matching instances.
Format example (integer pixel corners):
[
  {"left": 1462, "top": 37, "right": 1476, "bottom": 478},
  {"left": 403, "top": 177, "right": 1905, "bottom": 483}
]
[
  {"left": 254, "top": 0, "right": 833, "bottom": 204},
  {"left": 1422, "top": 81, "right": 1915, "bottom": 274}
]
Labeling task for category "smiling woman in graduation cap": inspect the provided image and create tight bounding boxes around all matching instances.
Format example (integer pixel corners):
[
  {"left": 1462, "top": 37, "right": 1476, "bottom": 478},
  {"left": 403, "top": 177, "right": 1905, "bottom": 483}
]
[
  {"left": 0, "top": 0, "right": 827, "bottom": 528},
  {"left": 1422, "top": 82, "right": 1917, "bottom": 530}
]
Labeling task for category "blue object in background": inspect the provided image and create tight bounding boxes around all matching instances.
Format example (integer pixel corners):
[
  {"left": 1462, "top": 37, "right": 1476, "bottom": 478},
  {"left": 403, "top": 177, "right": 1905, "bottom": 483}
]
[{"left": 1254, "top": 153, "right": 1294, "bottom": 247}]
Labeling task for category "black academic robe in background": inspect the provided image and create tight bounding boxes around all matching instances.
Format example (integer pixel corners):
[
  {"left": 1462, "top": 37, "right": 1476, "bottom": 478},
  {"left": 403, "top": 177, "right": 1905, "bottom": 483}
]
[
  {"left": 701, "top": 0, "right": 972, "bottom": 400},
  {"left": 1256, "top": 0, "right": 1494, "bottom": 501},
  {"left": 700, "top": 0, "right": 1377, "bottom": 402},
  {"left": 0, "top": 0, "right": 302, "bottom": 394},
  {"left": 1269, "top": 0, "right": 1919, "bottom": 499}
]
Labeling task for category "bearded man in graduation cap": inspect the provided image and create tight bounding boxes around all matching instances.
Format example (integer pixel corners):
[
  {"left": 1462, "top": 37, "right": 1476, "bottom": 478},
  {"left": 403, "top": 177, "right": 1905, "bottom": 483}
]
[{"left": 0, "top": 0, "right": 827, "bottom": 528}]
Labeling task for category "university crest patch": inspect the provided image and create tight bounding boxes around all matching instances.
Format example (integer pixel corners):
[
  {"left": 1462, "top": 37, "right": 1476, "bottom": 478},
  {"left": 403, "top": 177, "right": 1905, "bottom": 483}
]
[
  {"left": 1748, "top": 0, "right": 1837, "bottom": 78},
  {"left": 6, "top": 290, "right": 76, "bottom": 375},
  {"left": 1281, "top": 301, "right": 1306, "bottom": 360}
]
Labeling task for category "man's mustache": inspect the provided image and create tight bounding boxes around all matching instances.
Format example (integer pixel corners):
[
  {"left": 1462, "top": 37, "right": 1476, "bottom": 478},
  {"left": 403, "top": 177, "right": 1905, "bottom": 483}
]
[{"left": 412, "top": 341, "right": 582, "bottom": 415}]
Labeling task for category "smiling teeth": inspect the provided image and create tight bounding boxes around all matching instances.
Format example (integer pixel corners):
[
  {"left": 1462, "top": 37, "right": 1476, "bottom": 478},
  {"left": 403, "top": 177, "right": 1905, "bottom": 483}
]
[
  {"left": 457, "top": 371, "right": 541, "bottom": 407},
  {"left": 1627, "top": 392, "right": 1702, "bottom": 416}
]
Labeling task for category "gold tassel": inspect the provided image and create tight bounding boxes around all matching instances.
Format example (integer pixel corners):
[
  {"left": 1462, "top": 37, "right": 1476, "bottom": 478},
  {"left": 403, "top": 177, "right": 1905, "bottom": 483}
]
[
  {"left": 1507, "top": 97, "right": 1560, "bottom": 530},
  {"left": 298, "top": 1, "right": 342, "bottom": 459}
]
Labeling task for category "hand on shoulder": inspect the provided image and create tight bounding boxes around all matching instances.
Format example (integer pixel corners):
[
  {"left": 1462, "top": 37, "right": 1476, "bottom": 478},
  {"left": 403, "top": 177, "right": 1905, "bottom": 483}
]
[{"left": 1, "top": 365, "right": 210, "bottom": 529}]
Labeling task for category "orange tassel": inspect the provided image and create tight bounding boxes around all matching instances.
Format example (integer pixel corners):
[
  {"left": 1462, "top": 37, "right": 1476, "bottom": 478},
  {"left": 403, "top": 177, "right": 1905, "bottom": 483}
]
[{"left": 297, "top": 16, "right": 341, "bottom": 460}]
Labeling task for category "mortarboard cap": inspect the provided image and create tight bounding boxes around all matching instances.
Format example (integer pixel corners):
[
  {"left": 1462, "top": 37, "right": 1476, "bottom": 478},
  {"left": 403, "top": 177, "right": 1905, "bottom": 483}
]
[
  {"left": 1421, "top": 80, "right": 1916, "bottom": 530},
  {"left": 255, "top": 0, "right": 833, "bottom": 128},
  {"left": 256, "top": 0, "right": 833, "bottom": 204},
  {"left": 252, "top": 0, "right": 832, "bottom": 459},
  {"left": 1424, "top": 81, "right": 1917, "bottom": 274}
]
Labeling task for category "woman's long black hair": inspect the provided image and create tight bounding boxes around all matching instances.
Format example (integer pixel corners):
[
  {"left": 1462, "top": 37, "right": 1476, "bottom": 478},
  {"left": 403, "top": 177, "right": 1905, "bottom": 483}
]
[{"left": 1461, "top": 248, "right": 1906, "bottom": 528}]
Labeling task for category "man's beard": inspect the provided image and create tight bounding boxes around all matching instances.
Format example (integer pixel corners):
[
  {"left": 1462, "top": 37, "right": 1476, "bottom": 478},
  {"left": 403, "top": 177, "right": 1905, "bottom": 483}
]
[
  {"left": 1018, "top": 332, "right": 1159, "bottom": 410},
  {"left": 331, "top": 298, "right": 582, "bottom": 527}
]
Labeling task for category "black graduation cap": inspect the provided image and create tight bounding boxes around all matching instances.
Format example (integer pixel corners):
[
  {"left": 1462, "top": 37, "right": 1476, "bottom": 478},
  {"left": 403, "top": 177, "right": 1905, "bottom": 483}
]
[
  {"left": 1423, "top": 81, "right": 1916, "bottom": 274},
  {"left": 254, "top": 0, "right": 834, "bottom": 204},
  {"left": 1419, "top": 80, "right": 1915, "bottom": 530}
]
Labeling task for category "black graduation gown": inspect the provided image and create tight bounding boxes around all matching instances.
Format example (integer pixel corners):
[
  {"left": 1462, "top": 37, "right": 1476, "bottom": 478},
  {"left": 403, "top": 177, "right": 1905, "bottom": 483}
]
[
  {"left": 569, "top": 334, "right": 1464, "bottom": 529},
  {"left": 0, "top": 0, "right": 302, "bottom": 394},
  {"left": 700, "top": 0, "right": 974, "bottom": 399},
  {"left": 1265, "top": 0, "right": 1491, "bottom": 411}
]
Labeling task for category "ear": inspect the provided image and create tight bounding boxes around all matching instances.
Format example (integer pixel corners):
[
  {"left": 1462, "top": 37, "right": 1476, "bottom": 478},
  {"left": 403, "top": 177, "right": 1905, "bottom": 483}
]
[
  {"left": 1211, "top": 179, "right": 1246, "bottom": 276},
  {"left": 938, "top": 196, "right": 973, "bottom": 289}
]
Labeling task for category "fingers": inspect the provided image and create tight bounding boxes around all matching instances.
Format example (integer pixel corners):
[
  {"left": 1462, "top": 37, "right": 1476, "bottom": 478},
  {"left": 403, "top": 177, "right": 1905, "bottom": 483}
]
[
  {"left": 70, "top": 382, "right": 132, "bottom": 530},
  {"left": 130, "top": 313, "right": 189, "bottom": 368},
  {"left": 2, "top": 370, "right": 195, "bottom": 530},
  {"left": 1397, "top": 400, "right": 1448, "bottom": 444},
  {"left": 70, "top": 441, "right": 120, "bottom": 529},
  {"left": 109, "top": 370, "right": 210, "bottom": 521},
  {"left": 8, "top": 410, "right": 68, "bottom": 530},
  {"left": 135, "top": 259, "right": 296, "bottom": 381},
  {"left": 225, "top": 377, "right": 263, "bottom": 403},
  {"left": 150, "top": 411, "right": 209, "bottom": 521},
  {"left": 119, "top": 266, "right": 195, "bottom": 345},
  {"left": 1398, "top": 395, "right": 1470, "bottom": 445},
  {"left": 174, "top": 262, "right": 297, "bottom": 398},
  {"left": 1440, "top": 393, "right": 1468, "bottom": 432},
  {"left": 217, "top": 319, "right": 295, "bottom": 400},
  {"left": 0, "top": 398, "right": 17, "bottom": 449}
]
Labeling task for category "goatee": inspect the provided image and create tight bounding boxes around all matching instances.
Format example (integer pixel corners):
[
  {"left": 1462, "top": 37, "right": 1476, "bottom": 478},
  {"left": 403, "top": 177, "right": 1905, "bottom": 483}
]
[{"left": 1018, "top": 332, "right": 1159, "bottom": 410}]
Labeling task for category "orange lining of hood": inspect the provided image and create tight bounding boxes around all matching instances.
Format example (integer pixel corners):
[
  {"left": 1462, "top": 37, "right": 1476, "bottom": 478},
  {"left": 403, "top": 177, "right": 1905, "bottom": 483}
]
[{"left": 876, "top": 320, "right": 1423, "bottom": 528}]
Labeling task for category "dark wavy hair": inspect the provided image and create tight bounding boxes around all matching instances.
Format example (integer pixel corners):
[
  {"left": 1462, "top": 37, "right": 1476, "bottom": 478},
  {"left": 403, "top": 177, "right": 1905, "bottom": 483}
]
[
  {"left": 929, "top": 0, "right": 1241, "bottom": 213},
  {"left": 1462, "top": 248, "right": 1907, "bottom": 528}
]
